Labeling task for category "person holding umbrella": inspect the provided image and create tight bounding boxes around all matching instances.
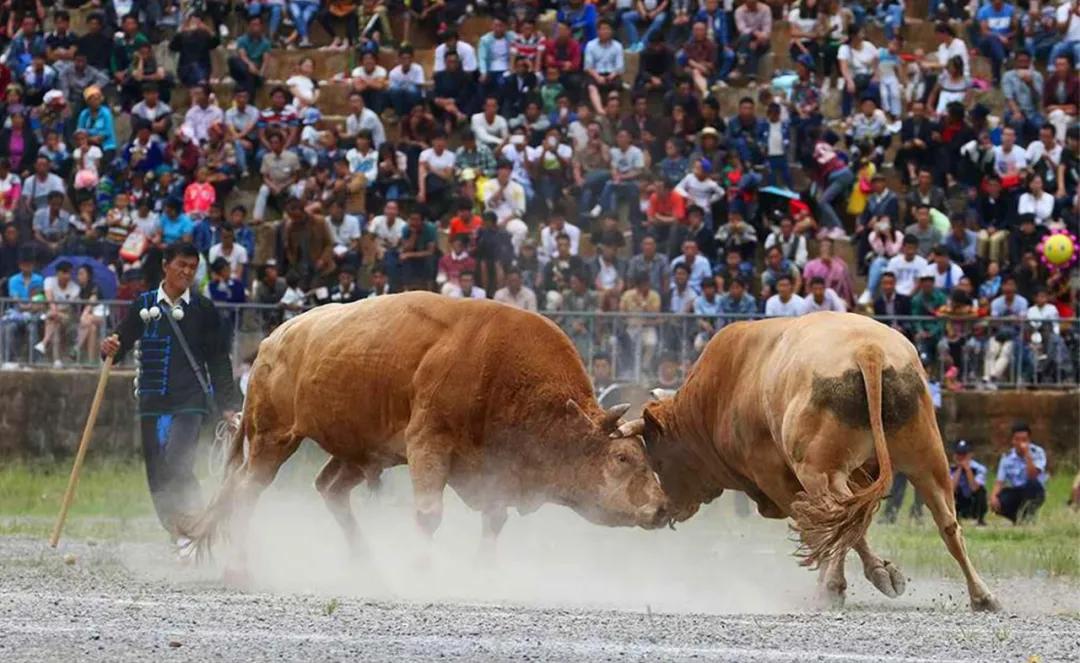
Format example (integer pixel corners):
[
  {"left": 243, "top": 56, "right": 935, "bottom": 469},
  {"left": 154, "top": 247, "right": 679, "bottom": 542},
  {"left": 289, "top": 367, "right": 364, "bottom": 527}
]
[{"left": 100, "top": 243, "right": 239, "bottom": 556}]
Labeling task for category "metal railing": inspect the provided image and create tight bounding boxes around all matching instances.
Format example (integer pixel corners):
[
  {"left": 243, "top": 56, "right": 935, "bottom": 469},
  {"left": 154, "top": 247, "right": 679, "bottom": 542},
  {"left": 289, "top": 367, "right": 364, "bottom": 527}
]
[{"left": 0, "top": 297, "right": 1077, "bottom": 390}]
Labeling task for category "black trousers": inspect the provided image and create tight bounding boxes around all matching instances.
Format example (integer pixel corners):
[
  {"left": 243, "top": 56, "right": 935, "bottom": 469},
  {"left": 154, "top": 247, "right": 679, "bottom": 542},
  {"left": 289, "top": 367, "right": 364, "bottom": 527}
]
[
  {"left": 996, "top": 480, "right": 1045, "bottom": 524},
  {"left": 955, "top": 485, "right": 988, "bottom": 523},
  {"left": 881, "top": 472, "right": 924, "bottom": 523},
  {"left": 140, "top": 412, "right": 205, "bottom": 536}
]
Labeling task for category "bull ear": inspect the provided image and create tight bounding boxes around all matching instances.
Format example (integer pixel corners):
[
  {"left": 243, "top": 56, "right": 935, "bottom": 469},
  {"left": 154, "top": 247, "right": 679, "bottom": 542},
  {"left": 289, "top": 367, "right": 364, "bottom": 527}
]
[
  {"left": 643, "top": 403, "right": 665, "bottom": 440},
  {"left": 599, "top": 403, "right": 631, "bottom": 432},
  {"left": 565, "top": 398, "right": 591, "bottom": 424}
]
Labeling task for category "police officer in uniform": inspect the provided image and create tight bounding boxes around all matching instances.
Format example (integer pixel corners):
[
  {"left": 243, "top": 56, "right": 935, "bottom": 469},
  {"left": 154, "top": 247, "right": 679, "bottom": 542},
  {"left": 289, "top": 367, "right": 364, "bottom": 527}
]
[{"left": 102, "top": 243, "right": 239, "bottom": 553}]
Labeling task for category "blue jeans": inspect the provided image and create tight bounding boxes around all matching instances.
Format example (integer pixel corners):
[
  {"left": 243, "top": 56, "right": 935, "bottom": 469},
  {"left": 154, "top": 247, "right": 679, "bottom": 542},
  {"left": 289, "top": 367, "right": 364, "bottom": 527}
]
[
  {"left": 867, "top": 255, "right": 889, "bottom": 296},
  {"left": 388, "top": 86, "right": 422, "bottom": 117},
  {"left": 767, "top": 155, "right": 793, "bottom": 188},
  {"left": 249, "top": 2, "right": 283, "bottom": 37},
  {"left": 621, "top": 10, "right": 666, "bottom": 46},
  {"left": 579, "top": 170, "right": 610, "bottom": 218},
  {"left": 978, "top": 34, "right": 1008, "bottom": 82},
  {"left": 816, "top": 167, "right": 854, "bottom": 230},
  {"left": 1048, "top": 40, "right": 1080, "bottom": 69},
  {"left": 289, "top": 0, "right": 319, "bottom": 40},
  {"left": 877, "top": 4, "right": 903, "bottom": 40}
]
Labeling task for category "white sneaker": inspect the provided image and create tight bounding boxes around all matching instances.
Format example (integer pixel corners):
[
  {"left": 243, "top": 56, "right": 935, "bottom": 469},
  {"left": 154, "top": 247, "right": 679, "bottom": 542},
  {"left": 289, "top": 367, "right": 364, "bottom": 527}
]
[
  {"left": 822, "top": 78, "right": 832, "bottom": 92},
  {"left": 218, "top": 24, "right": 229, "bottom": 38},
  {"left": 589, "top": 205, "right": 602, "bottom": 217},
  {"left": 857, "top": 289, "right": 872, "bottom": 306},
  {"left": 53, "top": 359, "right": 63, "bottom": 369},
  {"left": 0, "top": 362, "right": 18, "bottom": 371},
  {"left": 33, "top": 341, "right": 45, "bottom": 355}
]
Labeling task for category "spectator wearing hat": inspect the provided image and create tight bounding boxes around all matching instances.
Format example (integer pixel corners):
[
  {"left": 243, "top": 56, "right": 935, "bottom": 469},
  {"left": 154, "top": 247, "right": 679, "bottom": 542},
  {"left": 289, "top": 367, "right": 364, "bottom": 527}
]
[
  {"left": 991, "top": 421, "right": 1048, "bottom": 524},
  {"left": 75, "top": 85, "right": 116, "bottom": 164}
]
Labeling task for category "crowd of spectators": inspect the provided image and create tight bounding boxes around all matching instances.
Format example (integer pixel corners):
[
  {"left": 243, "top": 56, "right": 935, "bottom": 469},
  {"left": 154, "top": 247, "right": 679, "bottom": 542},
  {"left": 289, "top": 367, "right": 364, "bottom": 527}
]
[{"left": 0, "top": 0, "right": 1076, "bottom": 381}]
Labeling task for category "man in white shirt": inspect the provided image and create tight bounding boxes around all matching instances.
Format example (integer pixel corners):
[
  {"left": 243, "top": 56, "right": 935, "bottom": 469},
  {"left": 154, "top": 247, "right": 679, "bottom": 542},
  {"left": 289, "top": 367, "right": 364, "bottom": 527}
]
[
  {"left": 538, "top": 215, "right": 581, "bottom": 264},
  {"left": 387, "top": 46, "right": 425, "bottom": 118},
  {"left": 598, "top": 128, "right": 645, "bottom": 241},
  {"left": 350, "top": 50, "right": 389, "bottom": 114},
  {"left": 433, "top": 29, "right": 478, "bottom": 73},
  {"left": 445, "top": 270, "right": 487, "bottom": 300},
  {"left": 482, "top": 161, "right": 528, "bottom": 251},
  {"left": 183, "top": 85, "right": 224, "bottom": 144},
  {"left": 323, "top": 200, "right": 362, "bottom": 268},
  {"left": 38, "top": 260, "right": 81, "bottom": 364},
  {"left": 583, "top": 20, "right": 624, "bottom": 114},
  {"left": 418, "top": 132, "right": 456, "bottom": 217},
  {"left": 930, "top": 247, "right": 965, "bottom": 295},
  {"left": 885, "top": 235, "right": 930, "bottom": 297},
  {"left": 1027, "top": 288, "right": 1061, "bottom": 336},
  {"left": 669, "top": 239, "right": 713, "bottom": 295},
  {"left": 208, "top": 224, "right": 250, "bottom": 283},
  {"left": 343, "top": 91, "right": 386, "bottom": 147},
  {"left": 471, "top": 96, "right": 510, "bottom": 148},
  {"left": 924, "top": 23, "right": 971, "bottom": 79},
  {"left": 368, "top": 199, "right": 406, "bottom": 258},
  {"left": 801, "top": 277, "right": 847, "bottom": 313},
  {"left": 493, "top": 268, "right": 537, "bottom": 310},
  {"left": 765, "top": 275, "right": 806, "bottom": 316}
]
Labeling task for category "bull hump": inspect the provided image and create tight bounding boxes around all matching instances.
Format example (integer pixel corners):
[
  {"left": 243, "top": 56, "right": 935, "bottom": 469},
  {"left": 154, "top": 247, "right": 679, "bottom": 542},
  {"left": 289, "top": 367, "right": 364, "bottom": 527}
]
[{"left": 809, "top": 365, "right": 924, "bottom": 432}]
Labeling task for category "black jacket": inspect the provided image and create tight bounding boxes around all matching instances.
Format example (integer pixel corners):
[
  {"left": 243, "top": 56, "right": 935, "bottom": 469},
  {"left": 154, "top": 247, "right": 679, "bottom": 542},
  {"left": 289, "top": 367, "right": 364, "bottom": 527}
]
[{"left": 114, "top": 288, "right": 240, "bottom": 416}]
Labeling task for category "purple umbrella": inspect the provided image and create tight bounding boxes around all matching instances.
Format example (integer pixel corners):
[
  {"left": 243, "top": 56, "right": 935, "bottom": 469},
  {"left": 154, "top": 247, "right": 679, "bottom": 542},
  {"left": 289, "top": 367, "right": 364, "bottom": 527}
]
[{"left": 42, "top": 256, "right": 119, "bottom": 300}]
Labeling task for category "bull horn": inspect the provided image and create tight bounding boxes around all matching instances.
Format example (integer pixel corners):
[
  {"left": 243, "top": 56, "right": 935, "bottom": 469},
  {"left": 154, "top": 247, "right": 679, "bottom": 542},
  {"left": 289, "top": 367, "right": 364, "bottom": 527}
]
[
  {"left": 610, "top": 418, "right": 645, "bottom": 439},
  {"left": 650, "top": 388, "right": 677, "bottom": 401},
  {"left": 600, "top": 403, "right": 631, "bottom": 432}
]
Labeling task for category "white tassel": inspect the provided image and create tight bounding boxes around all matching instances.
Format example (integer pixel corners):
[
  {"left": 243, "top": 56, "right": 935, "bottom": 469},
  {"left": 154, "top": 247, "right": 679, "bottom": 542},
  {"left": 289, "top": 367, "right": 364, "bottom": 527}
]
[
  {"left": 149, "top": 306, "right": 161, "bottom": 320},
  {"left": 139, "top": 308, "right": 151, "bottom": 322},
  {"left": 171, "top": 306, "right": 184, "bottom": 321}
]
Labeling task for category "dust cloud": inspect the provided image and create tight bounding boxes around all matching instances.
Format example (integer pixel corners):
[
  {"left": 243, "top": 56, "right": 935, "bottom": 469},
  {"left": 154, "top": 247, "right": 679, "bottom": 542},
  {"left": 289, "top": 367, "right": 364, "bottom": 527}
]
[{"left": 189, "top": 451, "right": 817, "bottom": 616}]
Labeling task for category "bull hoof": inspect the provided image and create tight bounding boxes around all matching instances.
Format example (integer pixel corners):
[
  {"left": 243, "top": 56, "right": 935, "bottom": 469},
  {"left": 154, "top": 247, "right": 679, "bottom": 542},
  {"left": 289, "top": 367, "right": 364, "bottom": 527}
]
[
  {"left": 223, "top": 566, "right": 253, "bottom": 590},
  {"left": 971, "top": 593, "right": 1002, "bottom": 612},
  {"left": 817, "top": 583, "right": 847, "bottom": 610},
  {"left": 866, "top": 560, "right": 906, "bottom": 598}
]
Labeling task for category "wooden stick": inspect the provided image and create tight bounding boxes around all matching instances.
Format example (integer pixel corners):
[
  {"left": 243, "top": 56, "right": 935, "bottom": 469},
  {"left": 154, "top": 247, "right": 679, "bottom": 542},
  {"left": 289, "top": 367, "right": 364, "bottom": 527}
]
[{"left": 49, "top": 356, "right": 114, "bottom": 548}]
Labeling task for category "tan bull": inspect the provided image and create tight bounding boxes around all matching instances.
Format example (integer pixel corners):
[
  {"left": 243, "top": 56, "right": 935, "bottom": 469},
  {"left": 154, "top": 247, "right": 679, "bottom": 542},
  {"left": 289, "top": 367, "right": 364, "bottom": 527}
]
[
  {"left": 186, "top": 292, "right": 668, "bottom": 582},
  {"left": 617, "top": 312, "right": 1001, "bottom": 611}
]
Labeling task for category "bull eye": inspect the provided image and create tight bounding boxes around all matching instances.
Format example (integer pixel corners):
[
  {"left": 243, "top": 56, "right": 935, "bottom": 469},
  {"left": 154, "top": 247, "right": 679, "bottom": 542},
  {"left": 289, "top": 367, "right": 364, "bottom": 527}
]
[{"left": 616, "top": 453, "right": 630, "bottom": 464}]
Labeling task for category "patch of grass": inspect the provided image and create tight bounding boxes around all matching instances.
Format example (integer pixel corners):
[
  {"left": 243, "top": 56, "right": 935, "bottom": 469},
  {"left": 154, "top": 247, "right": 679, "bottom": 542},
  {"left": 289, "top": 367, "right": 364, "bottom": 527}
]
[
  {"left": 323, "top": 597, "right": 340, "bottom": 616},
  {"left": 871, "top": 474, "right": 1080, "bottom": 579}
]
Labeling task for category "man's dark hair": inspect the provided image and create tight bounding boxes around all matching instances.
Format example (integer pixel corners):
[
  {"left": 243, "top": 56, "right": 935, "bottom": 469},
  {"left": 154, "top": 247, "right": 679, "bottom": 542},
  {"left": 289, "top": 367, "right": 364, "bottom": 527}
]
[
  {"left": 399, "top": 44, "right": 414, "bottom": 56},
  {"left": 270, "top": 85, "right": 288, "bottom": 98},
  {"left": 210, "top": 257, "right": 230, "bottom": 275},
  {"left": 506, "top": 267, "right": 522, "bottom": 278},
  {"left": 56, "top": 260, "right": 73, "bottom": 273},
  {"left": 902, "top": 233, "right": 919, "bottom": 246},
  {"left": 1010, "top": 420, "right": 1031, "bottom": 435},
  {"left": 47, "top": 191, "right": 65, "bottom": 202},
  {"left": 556, "top": 232, "right": 571, "bottom": 243},
  {"left": 460, "top": 270, "right": 475, "bottom": 279},
  {"left": 881, "top": 271, "right": 896, "bottom": 281},
  {"left": 54, "top": 9, "right": 70, "bottom": 20},
  {"left": 776, "top": 274, "right": 793, "bottom": 285},
  {"left": 809, "top": 276, "right": 825, "bottom": 287},
  {"left": 163, "top": 242, "right": 200, "bottom": 264},
  {"left": 932, "top": 244, "right": 948, "bottom": 256},
  {"left": 231, "top": 204, "right": 247, "bottom": 214},
  {"left": 673, "top": 263, "right": 690, "bottom": 275},
  {"left": 739, "top": 96, "right": 754, "bottom": 106}
]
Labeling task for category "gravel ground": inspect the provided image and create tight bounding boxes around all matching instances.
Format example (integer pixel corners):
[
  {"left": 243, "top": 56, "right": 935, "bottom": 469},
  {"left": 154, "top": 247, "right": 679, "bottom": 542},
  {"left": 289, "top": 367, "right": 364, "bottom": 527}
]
[{"left": 2, "top": 534, "right": 1078, "bottom": 663}]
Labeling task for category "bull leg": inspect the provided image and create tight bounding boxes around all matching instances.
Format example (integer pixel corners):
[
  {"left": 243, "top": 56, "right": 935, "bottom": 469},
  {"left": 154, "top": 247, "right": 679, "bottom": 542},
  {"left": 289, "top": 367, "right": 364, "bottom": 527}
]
[
  {"left": 853, "top": 537, "right": 906, "bottom": 599},
  {"left": 405, "top": 425, "right": 453, "bottom": 541},
  {"left": 478, "top": 507, "right": 508, "bottom": 565},
  {"left": 224, "top": 431, "right": 302, "bottom": 588},
  {"left": 314, "top": 457, "right": 370, "bottom": 559},
  {"left": 908, "top": 468, "right": 1001, "bottom": 612},
  {"left": 817, "top": 553, "right": 848, "bottom": 609}
]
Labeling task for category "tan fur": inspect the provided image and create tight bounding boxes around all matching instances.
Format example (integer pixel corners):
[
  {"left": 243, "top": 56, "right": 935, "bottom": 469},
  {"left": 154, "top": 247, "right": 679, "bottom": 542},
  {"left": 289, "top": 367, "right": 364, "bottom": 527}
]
[
  {"left": 183, "top": 293, "right": 666, "bottom": 566},
  {"left": 641, "top": 312, "right": 1000, "bottom": 611}
]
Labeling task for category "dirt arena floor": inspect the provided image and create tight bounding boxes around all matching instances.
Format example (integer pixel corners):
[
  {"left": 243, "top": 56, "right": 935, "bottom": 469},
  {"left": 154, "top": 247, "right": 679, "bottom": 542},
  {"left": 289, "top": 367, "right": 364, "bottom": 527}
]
[{"left": 3, "top": 479, "right": 1078, "bottom": 662}]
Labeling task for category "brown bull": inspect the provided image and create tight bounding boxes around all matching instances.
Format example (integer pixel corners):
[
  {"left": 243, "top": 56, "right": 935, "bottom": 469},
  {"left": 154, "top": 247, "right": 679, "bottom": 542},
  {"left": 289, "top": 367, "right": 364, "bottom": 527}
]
[
  {"left": 618, "top": 312, "right": 1000, "bottom": 611},
  {"left": 186, "top": 292, "right": 668, "bottom": 581}
]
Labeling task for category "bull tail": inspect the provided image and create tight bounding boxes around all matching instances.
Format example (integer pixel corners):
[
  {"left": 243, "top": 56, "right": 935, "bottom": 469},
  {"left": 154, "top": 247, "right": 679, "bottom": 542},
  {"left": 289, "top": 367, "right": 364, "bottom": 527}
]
[
  {"left": 791, "top": 345, "right": 894, "bottom": 569},
  {"left": 178, "top": 408, "right": 249, "bottom": 559}
]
